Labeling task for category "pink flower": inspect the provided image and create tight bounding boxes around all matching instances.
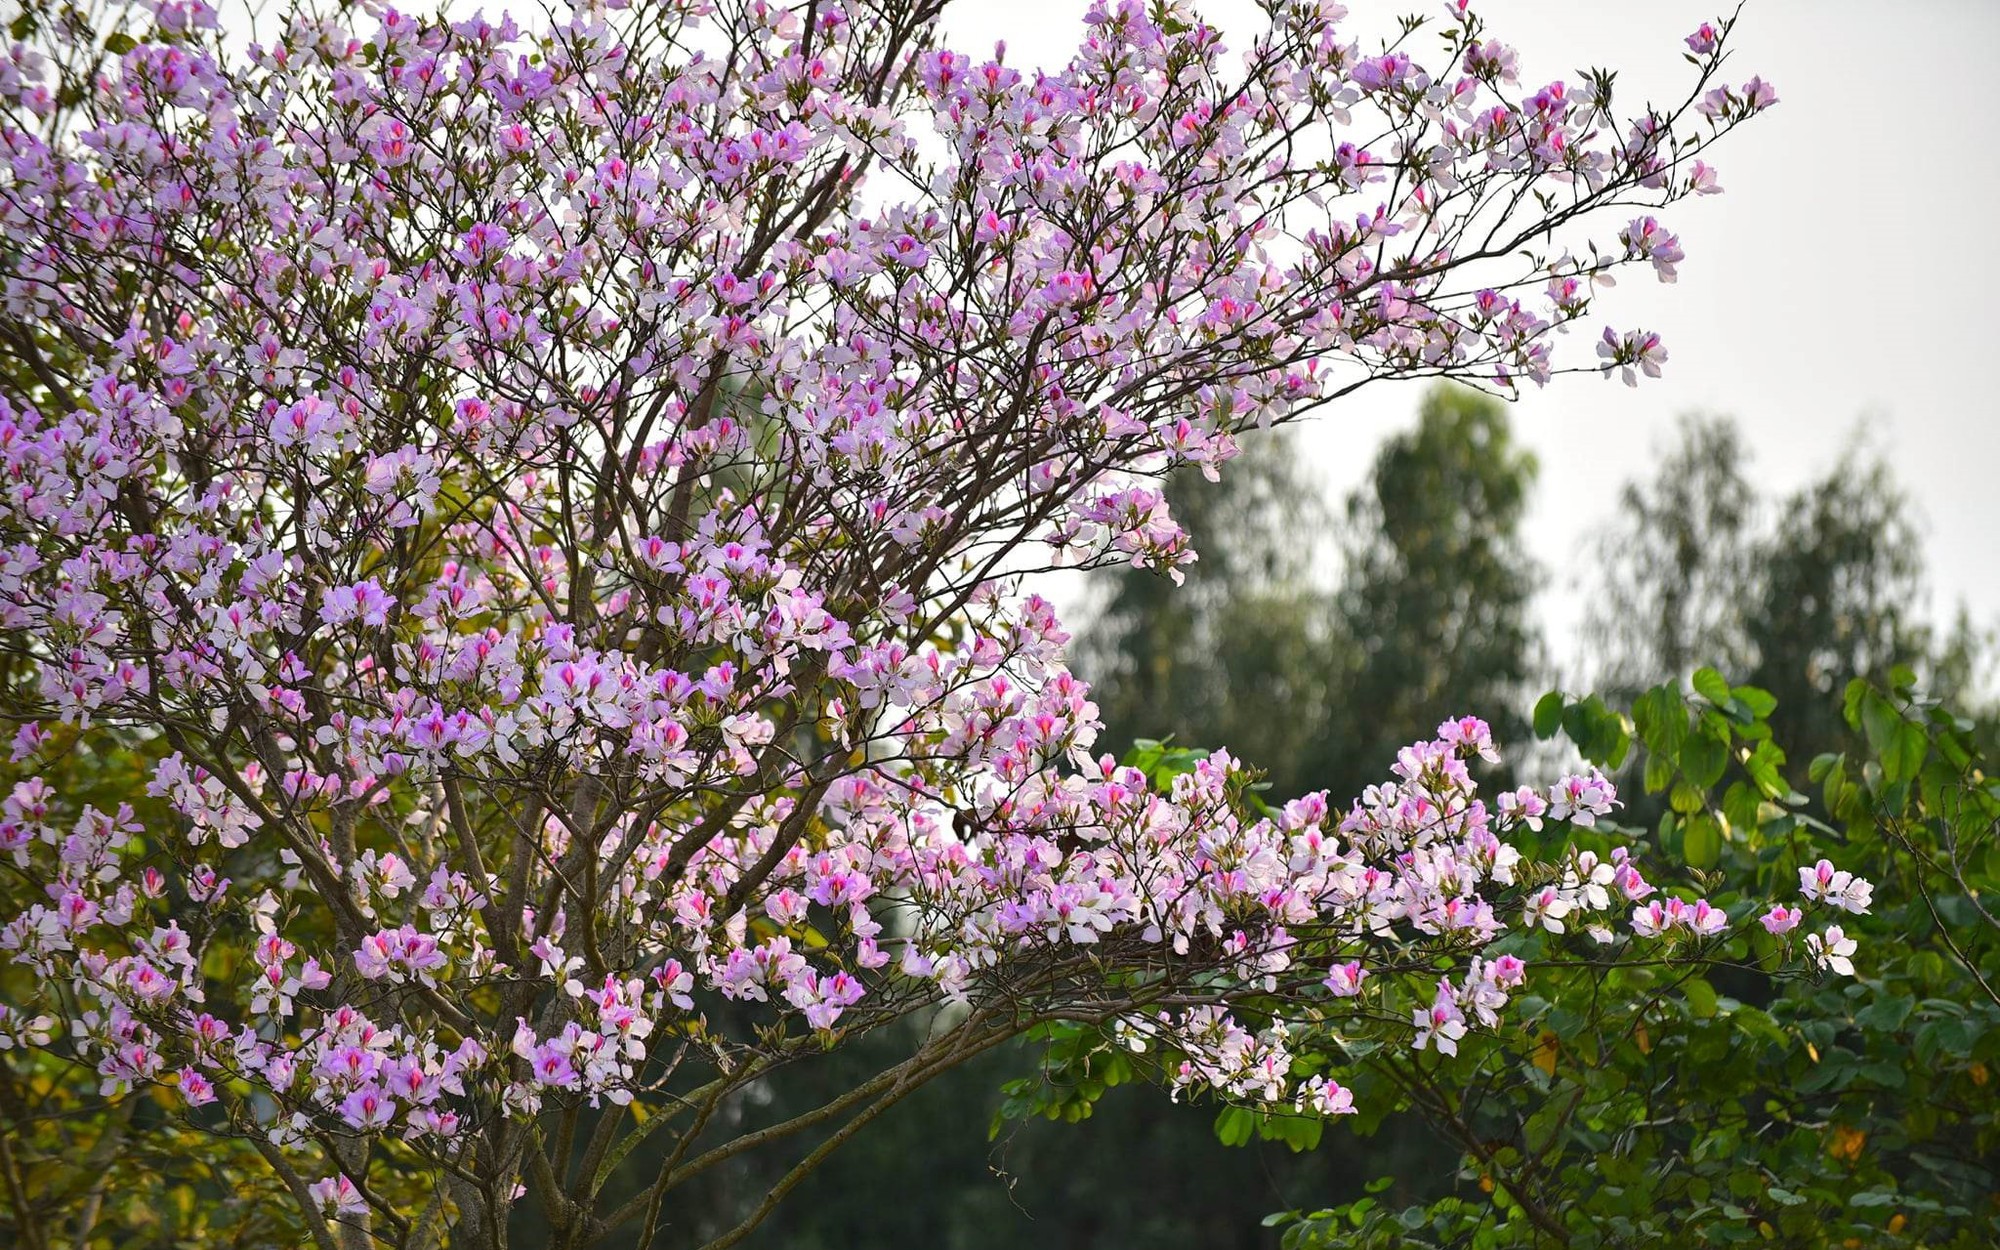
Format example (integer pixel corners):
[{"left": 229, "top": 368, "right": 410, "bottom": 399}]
[
  {"left": 1437, "top": 716, "right": 1498, "bottom": 763},
  {"left": 1413, "top": 983, "right": 1468, "bottom": 1056},
  {"left": 319, "top": 580, "right": 395, "bottom": 628},
  {"left": 1597, "top": 328, "right": 1668, "bottom": 386},
  {"left": 1495, "top": 787, "right": 1548, "bottom": 830},
  {"left": 1351, "top": 53, "right": 1426, "bottom": 94},
  {"left": 309, "top": 1174, "right": 367, "bottom": 1219},
  {"left": 1686, "top": 899, "right": 1728, "bottom": 937},
  {"left": 652, "top": 960, "right": 695, "bottom": 1011},
  {"left": 1759, "top": 904, "right": 1802, "bottom": 935},
  {"left": 1611, "top": 859, "right": 1655, "bottom": 902},
  {"left": 1631, "top": 901, "right": 1669, "bottom": 938},
  {"left": 1523, "top": 886, "right": 1572, "bottom": 934},
  {"left": 1462, "top": 39, "right": 1519, "bottom": 83},
  {"left": 177, "top": 1066, "right": 216, "bottom": 1107},
  {"left": 1620, "top": 217, "right": 1685, "bottom": 283},
  {"left": 1298, "top": 1074, "right": 1357, "bottom": 1116},
  {"left": 1548, "top": 771, "right": 1618, "bottom": 825},
  {"left": 1797, "top": 859, "right": 1873, "bottom": 913},
  {"left": 764, "top": 888, "right": 810, "bottom": 925},
  {"left": 339, "top": 1086, "right": 396, "bottom": 1130},
  {"left": 1323, "top": 961, "right": 1366, "bottom": 997},
  {"left": 1684, "top": 22, "right": 1720, "bottom": 56}
]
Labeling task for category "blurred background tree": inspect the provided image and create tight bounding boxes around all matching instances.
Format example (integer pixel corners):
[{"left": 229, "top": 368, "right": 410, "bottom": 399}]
[
  {"left": 1584, "top": 418, "right": 1996, "bottom": 793},
  {"left": 1081, "top": 384, "right": 1543, "bottom": 803},
  {"left": 1584, "top": 415, "right": 1761, "bottom": 702},
  {"left": 1074, "top": 425, "right": 1332, "bottom": 797},
  {"left": 1297, "top": 385, "right": 1543, "bottom": 800}
]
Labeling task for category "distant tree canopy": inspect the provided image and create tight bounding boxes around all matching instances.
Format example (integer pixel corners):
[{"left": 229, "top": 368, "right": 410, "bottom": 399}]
[
  {"left": 1585, "top": 417, "right": 1993, "bottom": 782},
  {"left": 1585, "top": 415, "right": 1760, "bottom": 697},
  {"left": 1082, "top": 384, "right": 1543, "bottom": 804},
  {"left": 1073, "top": 424, "right": 1333, "bottom": 798},
  {"left": 1303, "top": 386, "right": 1543, "bottom": 797}
]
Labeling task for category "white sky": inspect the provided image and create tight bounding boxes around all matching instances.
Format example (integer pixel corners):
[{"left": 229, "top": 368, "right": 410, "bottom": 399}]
[{"left": 941, "top": 0, "right": 2000, "bottom": 677}]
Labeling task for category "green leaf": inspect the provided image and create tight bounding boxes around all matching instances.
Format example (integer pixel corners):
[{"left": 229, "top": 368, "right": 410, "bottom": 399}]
[
  {"left": 1215, "top": 1105, "right": 1256, "bottom": 1147},
  {"left": 1721, "top": 781, "right": 1760, "bottom": 834},
  {"left": 1561, "top": 694, "right": 1632, "bottom": 768},
  {"left": 1643, "top": 751, "right": 1676, "bottom": 795},
  {"left": 1859, "top": 688, "right": 1901, "bottom": 755},
  {"left": 1632, "top": 683, "right": 1688, "bottom": 755},
  {"left": 1683, "top": 814, "right": 1720, "bottom": 870},
  {"left": 1684, "top": 976, "right": 1719, "bottom": 1018},
  {"left": 1884, "top": 721, "right": 1926, "bottom": 786},
  {"left": 1692, "top": 667, "right": 1732, "bottom": 706},
  {"left": 1731, "top": 684, "right": 1777, "bottom": 719},
  {"left": 1668, "top": 780, "right": 1705, "bottom": 815},
  {"left": 103, "top": 31, "right": 138, "bottom": 54},
  {"left": 1681, "top": 728, "right": 1728, "bottom": 790},
  {"left": 1533, "top": 691, "right": 1565, "bottom": 739},
  {"left": 1842, "top": 678, "right": 1870, "bottom": 730},
  {"left": 1744, "top": 741, "right": 1788, "bottom": 799}
]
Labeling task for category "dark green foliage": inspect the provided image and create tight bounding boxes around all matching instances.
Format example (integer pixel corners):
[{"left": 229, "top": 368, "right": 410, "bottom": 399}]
[{"left": 1273, "top": 674, "right": 2000, "bottom": 1249}]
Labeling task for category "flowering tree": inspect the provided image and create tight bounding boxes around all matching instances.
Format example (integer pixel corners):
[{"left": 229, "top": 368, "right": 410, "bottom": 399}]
[{"left": 0, "top": 0, "right": 1841, "bottom": 1246}]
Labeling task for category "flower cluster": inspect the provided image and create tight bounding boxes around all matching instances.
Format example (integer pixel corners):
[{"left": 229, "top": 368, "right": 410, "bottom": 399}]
[{"left": 1761, "top": 858, "right": 1873, "bottom": 974}]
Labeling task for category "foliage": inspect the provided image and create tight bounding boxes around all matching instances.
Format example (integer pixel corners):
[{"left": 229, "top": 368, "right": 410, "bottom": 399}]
[
  {"left": 1270, "top": 670, "right": 2000, "bottom": 1248},
  {"left": 0, "top": 0, "right": 1785, "bottom": 1245}
]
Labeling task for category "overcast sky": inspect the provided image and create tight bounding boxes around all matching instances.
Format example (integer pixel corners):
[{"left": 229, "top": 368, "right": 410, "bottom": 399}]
[{"left": 941, "top": 0, "right": 2000, "bottom": 678}]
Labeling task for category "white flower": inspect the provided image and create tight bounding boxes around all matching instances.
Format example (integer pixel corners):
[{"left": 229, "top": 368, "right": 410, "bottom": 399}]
[{"left": 1805, "top": 925, "right": 1857, "bottom": 977}]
